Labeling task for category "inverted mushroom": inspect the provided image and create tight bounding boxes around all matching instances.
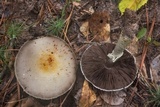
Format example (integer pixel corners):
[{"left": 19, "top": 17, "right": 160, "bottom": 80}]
[
  {"left": 15, "top": 36, "right": 76, "bottom": 99},
  {"left": 80, "top": 43, "right": 137, "bottom": 91}
]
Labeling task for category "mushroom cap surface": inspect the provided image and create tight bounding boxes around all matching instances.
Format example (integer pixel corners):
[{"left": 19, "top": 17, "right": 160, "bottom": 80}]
[
  {"left": 15, "top": 36, "right": 76, "bottom": 99},
  {"left": 80, "top": 43, "right": 137, "bottom": 91}
]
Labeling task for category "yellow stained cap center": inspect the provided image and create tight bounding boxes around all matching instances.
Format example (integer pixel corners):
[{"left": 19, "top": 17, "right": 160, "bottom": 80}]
[{"left": 38, "top": 52, "right": 58, "bottom": 73}]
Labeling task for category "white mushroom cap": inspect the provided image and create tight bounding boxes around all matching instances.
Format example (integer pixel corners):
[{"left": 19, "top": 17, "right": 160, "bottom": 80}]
[{"left": 15, "top": 36, "right": 76, "bottom": 100}]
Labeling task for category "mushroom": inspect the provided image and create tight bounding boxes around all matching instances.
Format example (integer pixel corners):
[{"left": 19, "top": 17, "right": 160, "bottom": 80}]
[
  {"left": 80, "top": 43, "right": 137, "bottom": 91},
  {"left": 15, "top": 36, "right": 76, "bottom": 99}
]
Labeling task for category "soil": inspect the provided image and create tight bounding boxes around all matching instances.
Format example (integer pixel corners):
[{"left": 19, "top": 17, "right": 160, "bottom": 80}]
[{"left": 0, "top": 0, "right": 160, "bottom": 107}]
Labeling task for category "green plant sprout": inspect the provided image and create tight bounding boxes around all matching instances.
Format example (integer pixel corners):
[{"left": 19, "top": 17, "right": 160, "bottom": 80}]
[
  {"left": 0, "top": 45, "right": 9, "bottom": 82},
  {"left": 47, "top": 18, "right": 65, "bottom": 36},
  {"left": 136, "top": 27, "right": 160, "bottom": 46},
  {"left": 107, "top": 34, "right": 131, "bottom": 62},
  {"left": 137, "top": 27, "right": 147, "bottom": 40},
  {"left": 0, "top": 45, "right": 8, "bottom": 64},
  {"left": 47, "top": 3, "right": 67, "bottom": 36},
  {"left": 0, "top": 21, "right": 24, "bottom": 82},
  {"left": 7, "top": 22, "right": 24, "bottom": 39},
  {"left": 146, "top": 87, "right": 160, "bottom": 107}
]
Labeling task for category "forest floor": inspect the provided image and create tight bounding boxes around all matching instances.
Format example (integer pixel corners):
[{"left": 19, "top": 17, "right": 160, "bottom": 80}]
[{"left": 0, "top": 0, "right": 160, "bottom": 107}]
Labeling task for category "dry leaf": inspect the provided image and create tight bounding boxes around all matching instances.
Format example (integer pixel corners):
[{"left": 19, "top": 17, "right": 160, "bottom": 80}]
[
  {"left": 80, "top": 21, "right": 90, "bottom": 37},
  {"left": 100, "top": 91, "right": 126, "bottom": 106},
  {"left": 127, "top": 36, "right": 139, "bottom": 55},
  {"left": 78, "top": 80, "right": 96, "bottom": 107},
  {"left": 88, "top": 11, "right": 110, "bottom": 42},
  {"left": 21, "top": 97, "right": 42, "bottom": 107},
  {"left": 92, "top": 96, "right": 103, "bottom": 107},
  {"left": 119, "top": 0, "right": 148, "bottom": 15},
  {"left": 80, "top": 11, "right": 110, "bottom": 42}
]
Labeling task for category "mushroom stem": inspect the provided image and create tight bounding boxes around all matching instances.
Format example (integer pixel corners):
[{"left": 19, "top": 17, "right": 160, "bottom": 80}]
[{"left": 107, "top": 34, "right": 131, "bottom": 62}]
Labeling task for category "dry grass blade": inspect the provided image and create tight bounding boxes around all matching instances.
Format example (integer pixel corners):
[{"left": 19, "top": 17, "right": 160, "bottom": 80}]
[
  {"left": 59, "top": 86, "right": 73, "bottom": 107},
  {"left": 0, "top": 13, "right": 5, "bottom": 26},
  {"left": 139, "top": 16, "right": 156, "bottom": 78},
  {"left": 0, "top": 71, "right": 14, "bottom": 97},
  {"left": 34, "top": 4, "right": 45, "bottom": 26},
  {"left": 63, "top": 5, "right": 74, "bottom": 46},
  {"left": 5, "top": 97, "right": 28, "bottom": 107},
  {"left": 47, "top": 0, "right": 57, "bottom": 14},
  {"left": 75, "top": 37, "right": 97, "bottom": 53},
  {"left": 5, "top": 92, "right": 18, "bottom": 107},
  {"left": 17, "top": 82, "right": 21, "bottom": 107}
]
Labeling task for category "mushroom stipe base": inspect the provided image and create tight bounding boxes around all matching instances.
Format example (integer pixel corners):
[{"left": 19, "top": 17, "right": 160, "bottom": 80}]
[{"left": 80, "top": 43, "right": 138, "bottom": 91}]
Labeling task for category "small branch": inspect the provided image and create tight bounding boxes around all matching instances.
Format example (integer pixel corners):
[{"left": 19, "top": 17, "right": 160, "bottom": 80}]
[
  {"left": 59, "top": 87, "right": 73, "bottom": 107},
  {"left": 145, "top": 6, "right": 149, "bottom": 30},
  {"left": 127, "top": 1, "right": 157, "bottom": 106},
  {"left": 0, "top": 71, "right": 14, "bottom": 97},
  {"left": 63, "top": 5, "right": 74, "bottom": 46},
  {"left": 139, "top": 8, "right": 156, "bottom": 77},
  {"left": 17, "top": 82, "right": 21, "bottom": 107}
]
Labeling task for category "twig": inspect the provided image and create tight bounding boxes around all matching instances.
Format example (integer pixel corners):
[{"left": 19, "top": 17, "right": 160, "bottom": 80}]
[
  {"left": 63, "top": 5, "right": 74, "bottom": 46},
  {"left": 139, "top": 10, "right": 156, "bottom": 77},
  {"left": 47, "top": 3, "right": 52, "bottom": 14},
  {"left": 75, "top": 35, "right": 97, "bottom": 53},
  {"left": 0, "top": 71, "right": 14, "bottom": 96},
  {"left": 0, "top": 14, "right": 5, "bottom": 26},
  {"left": 139, "top": 43, "right": 148, "bottom": 77},
  {"left": 0, "top": 65, "right": 7, "bottom": 81},
  {"left": 6, "top": 83, "right": 17, "bottom": 95},
  {"left": 4, "top": 92, "right": 18, "bottom": 107},
  {"left": 75, "top": 44, "right": 87, "bottom": 53},
  {"left": 47, "top": 0, "right": 57, "bottom": 14},
  {"left": 127, "top": 14, "right": 154, "bottom": 107},
  {"left": 59, "top": 87, "right": 73, "bottom": 107},
  {"left": 131, "top": 87, "right": 145, "bottom": 101},
  {"left": 145, "top": 6, "right": 149, "bottom": 30},
  {"left": 127, "top": 1, "right": 157, "bottom": 106},
  {"left": 78, "top": 0, "right": 91, "bottom": 12},
  {"left": 5, "top": 97, "right": 27, "bottom": 104},
  {"left": 34, "top": 4, "right": 45, "bottom": 26},
  {"left": 126, "top": 79, "right": 139, "bottom": 107},
  {"left": 0, "top": 1, "right": 7, "bottom": 26},
  {"left": 17, "top": 82, "right": 21, "bottom": 107}
]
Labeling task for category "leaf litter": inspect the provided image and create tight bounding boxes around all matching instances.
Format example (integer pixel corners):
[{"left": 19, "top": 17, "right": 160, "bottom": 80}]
[{"left": 0, "top": 0, "right": 160, "bottom": 107}]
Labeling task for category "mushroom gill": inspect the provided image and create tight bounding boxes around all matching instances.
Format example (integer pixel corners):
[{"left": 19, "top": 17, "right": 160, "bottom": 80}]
[{"left": 80, "top": 43, "right": 137, "bottom": 91}]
